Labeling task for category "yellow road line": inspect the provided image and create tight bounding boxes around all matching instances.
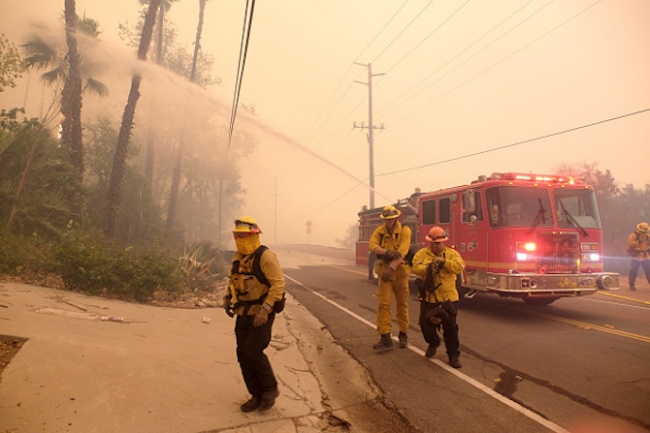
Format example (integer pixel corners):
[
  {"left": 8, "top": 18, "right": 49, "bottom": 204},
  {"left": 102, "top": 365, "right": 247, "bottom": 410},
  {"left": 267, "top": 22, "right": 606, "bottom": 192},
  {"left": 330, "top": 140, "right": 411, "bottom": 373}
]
[
  {"left": 595, "top": 290, "right": 650, "bottom": 305},
  {"left": 516, "top": 308, "right": 650, "bottom": 344}
]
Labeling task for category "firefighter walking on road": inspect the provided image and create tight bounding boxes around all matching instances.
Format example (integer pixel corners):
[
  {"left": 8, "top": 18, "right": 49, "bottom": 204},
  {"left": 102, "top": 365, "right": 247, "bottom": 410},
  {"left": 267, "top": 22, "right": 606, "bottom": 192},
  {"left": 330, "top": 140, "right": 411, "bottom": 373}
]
[
  {"left": 627, "top": 221, "right": 650, "bottom": 291},
  {"left": 369, "top": 205, "right": 412, "bottom": 350},
  {"left": 412, "top": 226, "right": 465, "bottom": 368}
]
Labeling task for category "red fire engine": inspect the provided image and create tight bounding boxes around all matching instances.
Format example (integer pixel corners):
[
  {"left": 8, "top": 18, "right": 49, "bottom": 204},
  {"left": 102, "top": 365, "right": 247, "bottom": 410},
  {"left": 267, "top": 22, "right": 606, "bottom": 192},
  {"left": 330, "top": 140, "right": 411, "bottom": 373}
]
[{"left": 356, "top": 172, "right": 620, "bottom": 305}]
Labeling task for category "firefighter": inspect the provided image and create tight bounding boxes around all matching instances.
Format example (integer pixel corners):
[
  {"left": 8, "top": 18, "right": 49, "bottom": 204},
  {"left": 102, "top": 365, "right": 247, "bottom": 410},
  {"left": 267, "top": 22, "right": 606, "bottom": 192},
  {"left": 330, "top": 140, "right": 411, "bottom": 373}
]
[
  {"left": 412, "top": 226, "right": 465, "bottom": 368},
  {"left": 223, "top": 216, "right": 286, "bottom": 412},
  {"left": 627, "top": 221, "right": 650, "bottom": 291},
  {"left": 368, "top": 204, "right": 412, "bottom": 350}
]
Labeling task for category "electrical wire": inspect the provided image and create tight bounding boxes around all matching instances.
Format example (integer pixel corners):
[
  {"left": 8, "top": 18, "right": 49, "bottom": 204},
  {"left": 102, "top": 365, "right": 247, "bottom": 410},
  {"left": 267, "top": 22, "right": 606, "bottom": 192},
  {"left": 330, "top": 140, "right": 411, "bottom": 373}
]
[
  {"left": 370, "top": 0, "right": 436, "bottom": 64},
  {"left": 388, "top": 0, "right": 602, "bottom": 126},
  {"left": 377, "top": 108, "right": 650, "bottom": 177},
  {"left": 299, "top": 1, "right": 412, "bottom": 149},
  {"left": 377, "top": 0, "right": 539, "bottom": 119},
  {"left": 227, "top": 0, "right": 255, "bottom": 149},
  {"left": 381, "top": 0, "right": 472, "bottom": 74}
]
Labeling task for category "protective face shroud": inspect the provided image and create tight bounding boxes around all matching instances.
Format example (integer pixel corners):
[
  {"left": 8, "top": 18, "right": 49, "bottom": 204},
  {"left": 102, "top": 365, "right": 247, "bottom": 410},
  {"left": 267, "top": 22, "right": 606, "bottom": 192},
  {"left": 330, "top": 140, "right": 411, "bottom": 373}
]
[{"left": 235, "top": 233, "right": 261, "bottom": 255}]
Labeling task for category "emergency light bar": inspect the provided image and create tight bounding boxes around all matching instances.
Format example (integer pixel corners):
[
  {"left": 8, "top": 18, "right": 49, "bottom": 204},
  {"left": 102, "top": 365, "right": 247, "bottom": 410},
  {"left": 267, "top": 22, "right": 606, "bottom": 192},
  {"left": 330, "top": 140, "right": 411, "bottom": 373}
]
[{"left": 491, "top": 172, "right": 583, "bottom": 184}]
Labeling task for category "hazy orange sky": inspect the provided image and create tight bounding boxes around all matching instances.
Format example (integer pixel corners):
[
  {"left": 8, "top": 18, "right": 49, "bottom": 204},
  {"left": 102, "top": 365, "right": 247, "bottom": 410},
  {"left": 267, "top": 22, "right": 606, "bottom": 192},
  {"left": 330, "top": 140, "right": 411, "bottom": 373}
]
[{"left": 1, "top": 0, "right": 648, "bottom": 247}]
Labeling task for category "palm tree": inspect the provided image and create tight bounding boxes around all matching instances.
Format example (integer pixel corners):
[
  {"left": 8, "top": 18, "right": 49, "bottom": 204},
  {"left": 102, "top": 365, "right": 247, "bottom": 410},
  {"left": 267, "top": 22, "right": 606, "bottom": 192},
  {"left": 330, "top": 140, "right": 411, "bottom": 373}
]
[
  {"left": 60, "top": 0, "right": 84, "bottom": 184},
  {"left": 22, "top": 17, "right": 108, "bottom": 97},
  {"left": 105, "top": 0, "right": 161, "bottom": 238},
  {"left": 22, "top": 12, "right": 108, "bottom": 186},
  {"left": 165, "top": 0, "right": 207, "bottom": 235}
]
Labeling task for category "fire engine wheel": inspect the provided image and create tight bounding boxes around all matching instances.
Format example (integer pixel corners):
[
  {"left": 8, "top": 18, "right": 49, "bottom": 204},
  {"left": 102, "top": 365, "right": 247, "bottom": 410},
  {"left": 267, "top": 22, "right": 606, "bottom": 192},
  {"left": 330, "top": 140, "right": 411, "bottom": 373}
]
[{"left": 522, "top": 297, "right": 560, "bottom": 306}]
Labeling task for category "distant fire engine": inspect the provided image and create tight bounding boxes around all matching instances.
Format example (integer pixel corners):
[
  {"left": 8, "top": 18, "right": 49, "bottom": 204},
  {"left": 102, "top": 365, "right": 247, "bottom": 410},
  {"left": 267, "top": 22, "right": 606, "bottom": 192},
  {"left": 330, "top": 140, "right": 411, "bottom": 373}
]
[{"left": 356, "top": 172, "right": 620, "bottom": 305}]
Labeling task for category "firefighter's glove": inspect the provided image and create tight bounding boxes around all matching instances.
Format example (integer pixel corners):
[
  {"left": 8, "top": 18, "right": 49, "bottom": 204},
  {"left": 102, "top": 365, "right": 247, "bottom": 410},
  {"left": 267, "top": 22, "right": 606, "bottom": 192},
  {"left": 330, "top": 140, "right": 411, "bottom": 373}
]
[
  {"left": 381, "top": 266, "right": 395, "bottom": 282},
  {"left": 432, "top": 256, "right": 445, "bottom": 270},
  {"left": 253, "top": 304, "right": 272, "bottom": 327},
  {"left": 382, "top": 250, "right": 395, "bottom": 263},
  {"left": 223, "top": 295, "right": 235, "bottom": 318}
]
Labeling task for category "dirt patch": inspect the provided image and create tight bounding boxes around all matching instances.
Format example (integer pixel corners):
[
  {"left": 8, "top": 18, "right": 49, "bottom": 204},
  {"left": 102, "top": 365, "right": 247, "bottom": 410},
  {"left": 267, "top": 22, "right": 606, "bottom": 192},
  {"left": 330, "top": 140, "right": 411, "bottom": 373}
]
[{"left": 0, "top": 335, "right": 27, "bottom": 379}]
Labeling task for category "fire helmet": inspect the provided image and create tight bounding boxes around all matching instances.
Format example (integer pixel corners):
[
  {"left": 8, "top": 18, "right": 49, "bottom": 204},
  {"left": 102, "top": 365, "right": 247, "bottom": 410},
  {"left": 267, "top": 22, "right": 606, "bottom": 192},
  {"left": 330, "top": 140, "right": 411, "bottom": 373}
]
[
  {"left": 380, "top": 205, "right": 401, "bottom": 220},
  {"left": 426, "top": 226, "right": 448, "bottom": 242},
  {"left": 233, "top": 216, "right": 261, "bottom": 233},
  {"left": 637, "top": 222, "right": 649, "bottom": 233}
]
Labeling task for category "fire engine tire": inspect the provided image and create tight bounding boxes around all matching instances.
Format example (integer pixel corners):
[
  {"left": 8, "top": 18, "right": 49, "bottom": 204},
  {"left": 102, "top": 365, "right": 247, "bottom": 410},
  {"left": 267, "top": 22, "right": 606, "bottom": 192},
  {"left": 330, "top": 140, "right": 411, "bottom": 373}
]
[{"left": 522, "top": 297, "right": 560, "bottom": 306}]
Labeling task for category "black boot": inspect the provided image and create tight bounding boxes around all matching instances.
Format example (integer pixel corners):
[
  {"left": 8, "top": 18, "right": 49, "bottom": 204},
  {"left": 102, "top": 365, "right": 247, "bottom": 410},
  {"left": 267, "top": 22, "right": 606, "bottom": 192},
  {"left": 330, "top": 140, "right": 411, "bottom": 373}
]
[
  {"left": 373, "top": 333, "right": 394, "bottom": 350},
  {"left": 240, "top": 396, "right": 260, "bottom": 412},
  {"left": 258, "top": 388, "right": 279, "bottom": 411},
  {"left": 449, "top": 355, "right": 462, "bottom": 369},
  {"left": 398, "top": 332, "right": 408, "bottom": 348}
]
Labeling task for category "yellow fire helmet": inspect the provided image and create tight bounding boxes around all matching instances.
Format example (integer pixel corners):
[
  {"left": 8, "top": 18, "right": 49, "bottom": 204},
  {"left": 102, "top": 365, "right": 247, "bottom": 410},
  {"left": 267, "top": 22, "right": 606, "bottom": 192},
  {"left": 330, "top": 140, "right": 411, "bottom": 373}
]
[
  {"left": 233, "top": 216, "right": 262, "bottom": 233},
  {"left": 380, "top": 205, "right": 401, "bottom": 219}
]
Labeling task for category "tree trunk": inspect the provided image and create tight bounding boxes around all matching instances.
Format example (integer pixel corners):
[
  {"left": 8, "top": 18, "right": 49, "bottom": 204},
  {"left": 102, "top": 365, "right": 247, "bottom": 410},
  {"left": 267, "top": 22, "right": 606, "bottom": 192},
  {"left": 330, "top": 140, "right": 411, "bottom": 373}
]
[
  {"left": 61, "top": 0, "right": 84, "bottom": 184},
  {"left": 105, "top": 0, "right": 160, "bottom": 238},
  {"left": 190, "top": 0, "right": 206, "bottom": 81}
]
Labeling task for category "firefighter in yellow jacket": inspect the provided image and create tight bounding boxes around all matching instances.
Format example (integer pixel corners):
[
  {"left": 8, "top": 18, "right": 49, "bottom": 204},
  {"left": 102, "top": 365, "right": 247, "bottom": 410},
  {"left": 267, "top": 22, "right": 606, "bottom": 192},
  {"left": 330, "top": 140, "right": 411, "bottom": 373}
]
[
  {"left": 368, "top": 205, "right": 412, "bottom": 350},
  {"left": 412, "top": 226, "right": 465, "bottom": 368},
  {"left": 224, "top": 216, "right": 285, "bottom": 412},
  {"left": 627, "top": 221, "right": 650, "bottom": 291}
]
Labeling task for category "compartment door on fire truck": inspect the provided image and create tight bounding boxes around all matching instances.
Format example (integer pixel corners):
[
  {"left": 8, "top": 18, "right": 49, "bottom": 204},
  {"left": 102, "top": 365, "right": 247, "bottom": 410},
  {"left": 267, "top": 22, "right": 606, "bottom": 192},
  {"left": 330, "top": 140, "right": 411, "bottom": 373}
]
[{"left": 458, "top": 189, "right": 488, "bottom": 279}]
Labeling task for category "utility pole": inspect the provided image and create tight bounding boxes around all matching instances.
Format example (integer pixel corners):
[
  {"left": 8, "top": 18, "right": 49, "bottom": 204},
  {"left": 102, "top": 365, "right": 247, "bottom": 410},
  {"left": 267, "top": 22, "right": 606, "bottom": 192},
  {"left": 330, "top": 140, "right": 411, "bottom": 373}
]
[{"left": 353, "top": 62, "right": 385, "bottom": 210}]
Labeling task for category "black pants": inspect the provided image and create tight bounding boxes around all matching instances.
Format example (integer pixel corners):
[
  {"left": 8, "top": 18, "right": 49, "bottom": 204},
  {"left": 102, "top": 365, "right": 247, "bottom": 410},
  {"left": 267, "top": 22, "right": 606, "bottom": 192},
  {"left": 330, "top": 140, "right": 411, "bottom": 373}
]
[
  {"left": 629, "top": 259, "right": 650, "bottom": 288},
  {"left": 235, "top": 313, "right": 277, "bottom": 397},
  {"left": 419, "top": 301, "right": 460, "bottom": 358}
]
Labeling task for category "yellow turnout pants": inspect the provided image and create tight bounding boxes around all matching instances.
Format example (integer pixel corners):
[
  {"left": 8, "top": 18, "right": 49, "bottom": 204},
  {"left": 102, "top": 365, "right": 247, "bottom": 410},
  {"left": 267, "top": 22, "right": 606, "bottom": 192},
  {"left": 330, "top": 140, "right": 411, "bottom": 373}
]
[{"left": 375, "top": 272, "right": 410, "bottom": 335}]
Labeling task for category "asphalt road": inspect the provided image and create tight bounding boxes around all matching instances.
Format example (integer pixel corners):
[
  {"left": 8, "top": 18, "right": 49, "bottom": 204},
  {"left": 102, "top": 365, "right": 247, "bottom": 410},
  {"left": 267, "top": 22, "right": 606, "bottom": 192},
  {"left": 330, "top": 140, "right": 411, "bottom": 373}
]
[{"left": 274, "top": 244, "right": 650, "bottom": 433}]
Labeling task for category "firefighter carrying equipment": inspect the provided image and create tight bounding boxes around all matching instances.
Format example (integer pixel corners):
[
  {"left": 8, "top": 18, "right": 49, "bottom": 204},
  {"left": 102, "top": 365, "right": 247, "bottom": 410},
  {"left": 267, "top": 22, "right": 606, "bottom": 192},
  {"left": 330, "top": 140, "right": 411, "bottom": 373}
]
[
  {"left": 426, "top": 226, "right": 449, "bottom": 242},
  {"left": 380, "top": 205, "right": 401, "bottom": 220}
]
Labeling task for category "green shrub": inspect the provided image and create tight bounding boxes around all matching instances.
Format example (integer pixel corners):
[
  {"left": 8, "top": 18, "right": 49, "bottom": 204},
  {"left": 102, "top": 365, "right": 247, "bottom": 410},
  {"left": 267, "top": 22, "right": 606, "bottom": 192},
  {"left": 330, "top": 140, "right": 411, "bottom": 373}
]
[
  {"left": 52, "top": 231, "right": 182, "bottom": 302},
  {"left": 0, "top": 231, "right": 52, "bottom": 276}
]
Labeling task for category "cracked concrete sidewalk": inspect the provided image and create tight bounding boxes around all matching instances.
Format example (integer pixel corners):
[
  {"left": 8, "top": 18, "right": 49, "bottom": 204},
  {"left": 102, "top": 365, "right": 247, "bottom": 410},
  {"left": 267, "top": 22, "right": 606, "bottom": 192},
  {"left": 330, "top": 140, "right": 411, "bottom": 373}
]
[{"left": 0, "top": 278, "right": 391, "bottom": 433}]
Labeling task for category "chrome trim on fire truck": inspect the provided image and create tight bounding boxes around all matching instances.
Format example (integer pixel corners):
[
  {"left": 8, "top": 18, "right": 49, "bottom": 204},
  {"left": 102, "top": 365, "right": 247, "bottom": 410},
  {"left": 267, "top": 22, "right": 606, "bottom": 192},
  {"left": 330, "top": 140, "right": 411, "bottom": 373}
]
[{"left": 469, "top": 271, "right": 620, "bottom": 297}]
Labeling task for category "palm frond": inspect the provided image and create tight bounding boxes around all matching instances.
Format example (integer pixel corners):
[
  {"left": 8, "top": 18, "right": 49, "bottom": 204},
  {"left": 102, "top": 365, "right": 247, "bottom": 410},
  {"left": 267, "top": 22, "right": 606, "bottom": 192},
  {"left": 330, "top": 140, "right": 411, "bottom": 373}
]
[
  {"left": 40, "top": 67, "right": 66, "bottom": 85},
  {"left": 84, "top": 77, "right": 108, "bottom": 97}
]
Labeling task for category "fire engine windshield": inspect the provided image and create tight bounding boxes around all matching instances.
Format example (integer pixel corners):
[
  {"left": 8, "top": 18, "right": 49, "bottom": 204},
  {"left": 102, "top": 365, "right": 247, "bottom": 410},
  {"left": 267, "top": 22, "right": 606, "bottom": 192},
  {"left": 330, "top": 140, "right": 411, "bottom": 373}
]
[
  {"left": 486, "top": 186, "right": 553, "bottom": 228},
  {"left": 553, "top": 188, "right": 601, "bottom": 229}
]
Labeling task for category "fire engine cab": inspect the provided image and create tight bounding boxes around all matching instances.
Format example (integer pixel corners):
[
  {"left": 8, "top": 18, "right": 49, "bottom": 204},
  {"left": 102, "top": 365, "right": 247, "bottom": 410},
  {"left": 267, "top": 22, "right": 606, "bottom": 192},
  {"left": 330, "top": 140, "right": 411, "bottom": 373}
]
[{"left": 357, "top": 172, "right": 619, "bottom": 305}]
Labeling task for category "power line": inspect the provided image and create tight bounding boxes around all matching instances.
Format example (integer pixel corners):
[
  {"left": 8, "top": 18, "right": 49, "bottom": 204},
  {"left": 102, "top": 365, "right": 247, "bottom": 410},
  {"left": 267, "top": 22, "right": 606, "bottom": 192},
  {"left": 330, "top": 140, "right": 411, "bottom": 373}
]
[
  {"left": 382, "top": 0, "right": 472, "bottom": 74},
  {"left": 278, "top": 108, "right": 649, "bottom": 221},
  {"left": 370, "top": 0, "right": 436, "bottom": 64},
  {"left": 299, "top": 0, "right": 413, "bottom": 150},
  {"left": 388, "top": 0, "right": 603, "bottom": 126},
  {"left": 227, "top": 0, "right": 256, "bottom": 148},
  {"left": 377, "top": 108, "right": 650, "bottom": 177},
  {"left": 377, "top": 0, "right": 539, "bottom": 119}
]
